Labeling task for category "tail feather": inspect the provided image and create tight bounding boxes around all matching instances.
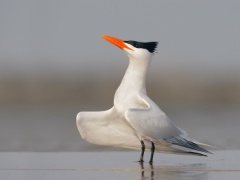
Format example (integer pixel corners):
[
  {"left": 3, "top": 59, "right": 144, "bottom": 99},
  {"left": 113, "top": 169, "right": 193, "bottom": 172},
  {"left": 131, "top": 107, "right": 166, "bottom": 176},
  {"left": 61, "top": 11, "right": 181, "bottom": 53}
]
[{"left": 164, "top": 136, "right": 212, "bottom": 154}]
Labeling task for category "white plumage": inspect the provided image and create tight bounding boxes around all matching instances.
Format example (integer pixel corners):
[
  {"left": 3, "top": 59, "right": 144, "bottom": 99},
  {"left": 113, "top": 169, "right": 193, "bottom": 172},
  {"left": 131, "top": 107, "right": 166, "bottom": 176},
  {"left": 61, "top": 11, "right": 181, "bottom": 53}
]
[{"left": 76, "top": 35, "right": 211, "bottom": 162}]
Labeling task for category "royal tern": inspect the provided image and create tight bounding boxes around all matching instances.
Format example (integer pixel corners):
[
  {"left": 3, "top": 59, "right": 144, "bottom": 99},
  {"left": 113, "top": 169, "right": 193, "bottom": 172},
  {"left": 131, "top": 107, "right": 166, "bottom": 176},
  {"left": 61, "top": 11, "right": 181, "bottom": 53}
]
[{"left": 77, "top": 35, "right": 211, "bottom": 163}]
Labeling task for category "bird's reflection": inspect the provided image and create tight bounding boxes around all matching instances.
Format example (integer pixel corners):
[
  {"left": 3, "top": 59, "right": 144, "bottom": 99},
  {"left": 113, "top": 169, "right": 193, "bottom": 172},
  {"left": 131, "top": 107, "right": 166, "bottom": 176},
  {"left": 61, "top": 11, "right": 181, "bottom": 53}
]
[
  {"left": 139, "top": 162, "right": 154, "bottom": 180},
  {"left": 139, "top": 161, "right": 208, "bottom": 180}
]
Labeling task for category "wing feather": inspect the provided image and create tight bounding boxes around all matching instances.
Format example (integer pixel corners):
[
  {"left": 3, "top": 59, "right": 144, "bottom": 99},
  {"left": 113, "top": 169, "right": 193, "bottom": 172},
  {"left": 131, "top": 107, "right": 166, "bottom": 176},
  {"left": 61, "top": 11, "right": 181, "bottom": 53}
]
[
  {"left": 124, "top": 93, "right": 211, "bottom": 154},
  {"left": 125, "top": 93, "right": 183, "bottom": 141},
  {"left": 76, "top": 107, "right": 141, "bottom": 149}
]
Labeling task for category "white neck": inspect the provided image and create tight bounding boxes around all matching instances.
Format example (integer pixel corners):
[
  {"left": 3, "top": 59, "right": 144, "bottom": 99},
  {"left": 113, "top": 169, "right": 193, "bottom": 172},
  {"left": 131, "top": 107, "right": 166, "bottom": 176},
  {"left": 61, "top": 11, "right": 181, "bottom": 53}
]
[
  {"left": 113, "top": 54, "right": 151, "bottom": 114},
  {"left": 117, "top": 56, "right": 150, "bottom": 94}
]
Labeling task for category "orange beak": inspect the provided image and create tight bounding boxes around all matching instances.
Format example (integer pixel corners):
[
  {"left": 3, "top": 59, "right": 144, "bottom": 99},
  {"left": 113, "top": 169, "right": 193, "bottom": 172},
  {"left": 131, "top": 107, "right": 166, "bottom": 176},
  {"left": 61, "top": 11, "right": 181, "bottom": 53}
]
[{"left": 101, "top": 35, "right": 133, "bottom": 51}]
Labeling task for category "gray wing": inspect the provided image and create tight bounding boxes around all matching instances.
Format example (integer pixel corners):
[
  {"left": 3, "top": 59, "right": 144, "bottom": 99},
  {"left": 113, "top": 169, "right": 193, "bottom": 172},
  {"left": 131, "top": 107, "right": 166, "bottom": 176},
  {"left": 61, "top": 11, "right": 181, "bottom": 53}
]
[
  {"left": 125, "top": 105, "right": 183, "bottom": 142},
  {"left": 125, "top": 93, "right": 183, "bottom": 141},
  {"left": 125, "top": 93, "right": 212, "bottom": 155}
]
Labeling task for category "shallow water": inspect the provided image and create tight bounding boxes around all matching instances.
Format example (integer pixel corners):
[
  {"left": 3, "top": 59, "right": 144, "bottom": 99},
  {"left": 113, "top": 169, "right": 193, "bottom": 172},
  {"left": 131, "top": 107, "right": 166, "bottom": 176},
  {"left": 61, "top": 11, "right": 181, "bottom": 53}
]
[{"left": 0, "top": 151, "right": 239, "bottom": 180}]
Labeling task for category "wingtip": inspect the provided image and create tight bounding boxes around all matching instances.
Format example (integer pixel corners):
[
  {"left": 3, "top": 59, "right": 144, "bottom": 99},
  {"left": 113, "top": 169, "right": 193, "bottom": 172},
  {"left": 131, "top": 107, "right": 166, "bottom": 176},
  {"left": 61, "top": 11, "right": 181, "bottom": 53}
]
[{"left": 164, "top": 136, "right": 214, "bottom": 155}]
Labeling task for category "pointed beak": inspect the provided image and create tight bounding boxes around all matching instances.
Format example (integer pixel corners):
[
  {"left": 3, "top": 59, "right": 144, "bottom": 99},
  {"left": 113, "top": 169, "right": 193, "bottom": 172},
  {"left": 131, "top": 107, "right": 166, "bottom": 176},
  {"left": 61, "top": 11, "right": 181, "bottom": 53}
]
[{"left": 101, "top": 35, "right": 133, "bottom": 51}]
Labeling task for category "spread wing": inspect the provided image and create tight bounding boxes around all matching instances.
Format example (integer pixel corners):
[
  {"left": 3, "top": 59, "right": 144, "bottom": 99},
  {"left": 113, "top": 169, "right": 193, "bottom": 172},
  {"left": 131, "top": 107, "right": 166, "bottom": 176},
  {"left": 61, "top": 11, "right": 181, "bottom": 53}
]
[
  {"left": 125, "top": 93, "right": 211, "bottom": 154},
  {"left": 76, "top": 107, "right": 141, "bottom": 149}
]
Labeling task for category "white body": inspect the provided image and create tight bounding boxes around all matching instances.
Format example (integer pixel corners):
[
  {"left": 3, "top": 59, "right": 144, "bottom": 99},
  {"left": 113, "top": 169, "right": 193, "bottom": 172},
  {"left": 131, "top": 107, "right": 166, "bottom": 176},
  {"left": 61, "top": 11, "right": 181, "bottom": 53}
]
[{"left": 77, "top": 41, "right": 210, "bottom": 155}]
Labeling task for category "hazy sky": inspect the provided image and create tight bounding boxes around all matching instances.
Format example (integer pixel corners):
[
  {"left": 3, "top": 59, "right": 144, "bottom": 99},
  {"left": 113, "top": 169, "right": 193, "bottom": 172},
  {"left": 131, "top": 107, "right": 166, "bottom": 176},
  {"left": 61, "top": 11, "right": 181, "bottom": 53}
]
[{"left": 0, "top": 0, "right": 239, "bottom": 76}]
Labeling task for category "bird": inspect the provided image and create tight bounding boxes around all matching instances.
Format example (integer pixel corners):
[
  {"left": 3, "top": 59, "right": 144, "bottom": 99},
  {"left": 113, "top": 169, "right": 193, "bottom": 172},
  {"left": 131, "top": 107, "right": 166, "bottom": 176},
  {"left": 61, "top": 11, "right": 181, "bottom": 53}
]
[{"left": 76, "top": 35, "right": 212, "bottom": 163}]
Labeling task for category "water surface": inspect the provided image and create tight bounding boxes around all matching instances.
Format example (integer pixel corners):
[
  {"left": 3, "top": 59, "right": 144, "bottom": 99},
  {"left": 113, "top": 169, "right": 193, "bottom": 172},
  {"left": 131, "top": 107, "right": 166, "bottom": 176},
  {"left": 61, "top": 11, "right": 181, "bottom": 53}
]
[{"left": 0, "top": 151, "right": 239, "bottom": 180}]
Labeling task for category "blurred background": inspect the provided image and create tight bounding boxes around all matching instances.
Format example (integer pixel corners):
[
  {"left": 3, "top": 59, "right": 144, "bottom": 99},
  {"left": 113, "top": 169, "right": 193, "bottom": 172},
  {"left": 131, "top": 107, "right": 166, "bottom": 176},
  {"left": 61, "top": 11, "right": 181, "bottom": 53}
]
[{"left": 0, "top": 0, "right": 239, "bottom": 151}]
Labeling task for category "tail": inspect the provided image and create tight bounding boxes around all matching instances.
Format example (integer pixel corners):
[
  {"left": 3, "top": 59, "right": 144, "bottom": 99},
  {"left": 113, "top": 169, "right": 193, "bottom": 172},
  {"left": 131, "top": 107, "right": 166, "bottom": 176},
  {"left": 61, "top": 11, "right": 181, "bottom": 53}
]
[{"left": 164, "top": 136, "right": 212, "bottom": 155}]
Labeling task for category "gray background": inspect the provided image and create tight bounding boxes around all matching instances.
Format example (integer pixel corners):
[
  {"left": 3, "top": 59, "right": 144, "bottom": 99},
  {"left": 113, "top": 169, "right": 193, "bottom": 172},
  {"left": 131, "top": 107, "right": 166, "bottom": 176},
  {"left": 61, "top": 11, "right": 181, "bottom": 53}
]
[{"left": 0, "top": 0, "right": 239, "bottom": 151}]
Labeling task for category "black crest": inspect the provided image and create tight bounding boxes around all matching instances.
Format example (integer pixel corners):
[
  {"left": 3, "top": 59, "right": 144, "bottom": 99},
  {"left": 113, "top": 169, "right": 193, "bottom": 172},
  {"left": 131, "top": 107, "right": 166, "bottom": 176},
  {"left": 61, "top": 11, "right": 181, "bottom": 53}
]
[{"left": 124, "top": 40, "right": 158, "bottom": 53}]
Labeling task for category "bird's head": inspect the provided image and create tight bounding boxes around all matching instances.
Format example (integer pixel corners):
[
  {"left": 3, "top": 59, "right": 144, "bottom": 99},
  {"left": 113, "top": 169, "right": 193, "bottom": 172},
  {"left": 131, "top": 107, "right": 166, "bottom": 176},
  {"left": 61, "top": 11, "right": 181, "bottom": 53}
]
[{"left": 102, "top": 35, "right": 158, "bottom": 63}]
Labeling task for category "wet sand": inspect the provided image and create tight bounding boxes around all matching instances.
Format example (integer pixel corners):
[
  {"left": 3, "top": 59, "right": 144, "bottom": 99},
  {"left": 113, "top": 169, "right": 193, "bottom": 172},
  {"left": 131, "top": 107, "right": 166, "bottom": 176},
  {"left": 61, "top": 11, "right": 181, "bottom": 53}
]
[{"left": 0, "top": 150, "right": 239, "bottom": 180}]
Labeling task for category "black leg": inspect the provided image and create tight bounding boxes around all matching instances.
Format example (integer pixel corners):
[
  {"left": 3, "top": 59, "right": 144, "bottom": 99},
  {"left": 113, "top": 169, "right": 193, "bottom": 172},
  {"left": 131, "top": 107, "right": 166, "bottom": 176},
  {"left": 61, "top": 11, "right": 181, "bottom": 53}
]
[
  {"left": 139, "top": 140, "right": 145, "bottom": 162},
  {"left": 149, "top": 141, "right": 155, "bottom": 163}
]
